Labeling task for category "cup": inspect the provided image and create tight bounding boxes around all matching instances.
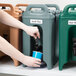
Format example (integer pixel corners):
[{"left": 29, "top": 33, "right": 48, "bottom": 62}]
[{"left": 32, "top": 51, "right": 43, "bottom": 59}]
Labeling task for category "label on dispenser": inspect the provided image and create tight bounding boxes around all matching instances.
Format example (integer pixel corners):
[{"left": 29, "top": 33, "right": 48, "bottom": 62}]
[
  {"left": 30, "top": 19, "right": 43, "bottom": 24},
  {"left": 68, "top": 20, "right": 76, "bottom": 25}
]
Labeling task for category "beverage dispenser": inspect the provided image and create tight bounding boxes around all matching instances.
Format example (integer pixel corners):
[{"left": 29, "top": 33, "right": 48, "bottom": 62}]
[
  {"left": 22, "top": 4, "right": 58, "bottom": 69},
  {"left": 59, "top": 4, "right": 76, "bottom": 70}
]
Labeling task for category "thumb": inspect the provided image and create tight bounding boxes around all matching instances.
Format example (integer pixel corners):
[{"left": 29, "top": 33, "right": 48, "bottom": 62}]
[{"left": 33, "top": 34, "right": 37, "bottom": 39}]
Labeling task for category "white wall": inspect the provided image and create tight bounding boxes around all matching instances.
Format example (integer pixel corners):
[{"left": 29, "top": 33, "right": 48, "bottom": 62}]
[{"left": 0, "top": 0, "right": 76, "bottom": 10}]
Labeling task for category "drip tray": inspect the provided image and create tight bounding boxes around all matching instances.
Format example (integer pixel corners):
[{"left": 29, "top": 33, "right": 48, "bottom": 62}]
[{"left": 40, "top": 62, "right": 47, "bottom": 68}]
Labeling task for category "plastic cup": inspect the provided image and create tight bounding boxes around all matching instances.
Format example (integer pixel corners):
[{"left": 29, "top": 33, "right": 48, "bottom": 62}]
[{"left": 32, "top": 51, "right": 43, "bottom": 59}]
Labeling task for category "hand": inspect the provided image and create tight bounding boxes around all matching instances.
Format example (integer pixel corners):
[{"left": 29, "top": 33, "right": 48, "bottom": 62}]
[
  {"left": 25, "top": 26, "right": 40, "bottom": 39},
  {"left": 22, "top": 56, "right": 41, "bottom": 67}
]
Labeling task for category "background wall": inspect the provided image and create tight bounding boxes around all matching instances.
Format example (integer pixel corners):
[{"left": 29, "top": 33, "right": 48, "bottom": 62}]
[{"left": 0, "top": 0, "right": 76, "bottom": 10}]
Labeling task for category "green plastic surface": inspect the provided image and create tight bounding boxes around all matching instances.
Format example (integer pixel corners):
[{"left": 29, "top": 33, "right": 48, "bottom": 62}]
[{"left": 59, "top": 4, "right": 76, "bottom": 70}]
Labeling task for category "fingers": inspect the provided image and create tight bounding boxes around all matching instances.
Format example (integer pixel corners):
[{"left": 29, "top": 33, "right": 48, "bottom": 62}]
[
  {"left": 33, "top": 27, "right": 40, "bottom": 39},
  {"left": 33, "top": 32, "right": 40, "bottom": 39},
  {"left": 32, "top": 58, "right": 41, "bottom": 67},
  {"left": 35, "top": 61, "right": 41, "bottom": 65},
  {"left": 33, "top": 34, "right": 37, "bottom": 39},
  {"left": 32, "top": 64, "right": 40, "bottom": 67},
  {"left": 35, "top": 59, "right": 41, "bottom": 62},
  {"left": 37, "top": 31, "right": 40, "bottom": 39}
]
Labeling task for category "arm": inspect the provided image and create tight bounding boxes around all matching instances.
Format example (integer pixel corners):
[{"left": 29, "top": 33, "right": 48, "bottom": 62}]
[
  {"left": 0, "top": 10, "right": 40, "bottom": 39},
  {"left": 0, "top": 36, "right": 41, "bottom": 67},
  {"left": 0, "top": 10, "right": 26, "bottom": 29}
]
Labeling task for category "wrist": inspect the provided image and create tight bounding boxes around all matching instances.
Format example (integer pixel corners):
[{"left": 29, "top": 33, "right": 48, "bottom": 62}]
[
  {"left": 21, "top": 24, "right": 29, "bottom": 32},
  {"left": 20, "top": 55, "right": 27, "bottom": 63},
  {"left": 21, "top": 55, "right": 28, "bottom": 64}
]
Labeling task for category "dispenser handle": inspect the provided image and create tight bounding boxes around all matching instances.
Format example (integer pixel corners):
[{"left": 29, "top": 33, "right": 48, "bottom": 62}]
[
  {"left": 0, "top": 3, "right": 14, "bottom": 12},
  {"left": 26, "top": 4, "right": 48, "bottom": 13},
  {"left": 15, "top": 4, "right": 28, "bottom": 13},
  {"left": 63, "top": 4, "right": 76, "bottom": 15},
  {"left": 16, "top": 4, "right": 28, "bottom": 7},
  {"left": 46, "top": 4, "right": 60, "bottom": 10}
]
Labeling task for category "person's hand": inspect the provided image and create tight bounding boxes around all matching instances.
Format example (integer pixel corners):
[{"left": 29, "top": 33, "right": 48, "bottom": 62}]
[
  {"left": 22, "top": 56, "right": 41, "bottom": 67},
  {"left": 25, "top": 26, "right": 40, "bottom": 39}
]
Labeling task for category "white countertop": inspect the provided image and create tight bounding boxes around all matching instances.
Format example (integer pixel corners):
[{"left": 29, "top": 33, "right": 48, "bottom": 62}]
[{"left": 0, "top": 56, "right": 76, "bottom": 76}]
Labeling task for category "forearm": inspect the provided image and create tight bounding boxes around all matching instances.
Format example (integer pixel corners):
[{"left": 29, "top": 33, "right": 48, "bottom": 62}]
[
  {"left": 0, "top": 36, "right": 41, "bottom": 67},
  {"left": 0, "top": 10, "right": 40, "bottom": 39},
  {"left": 0, "top": 36, "right": 26, "bottom": 63},
  {"left": 0, "top": 10, "right": 28, "bottom": 31}
]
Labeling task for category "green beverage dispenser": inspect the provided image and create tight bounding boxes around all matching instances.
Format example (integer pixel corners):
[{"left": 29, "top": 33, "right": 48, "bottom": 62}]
[
  {"left": 22, "top": 4, "right": 58, "bottom": 69},
  {"left": 59, "top": 4, "right": 76, "bottom": 70}
]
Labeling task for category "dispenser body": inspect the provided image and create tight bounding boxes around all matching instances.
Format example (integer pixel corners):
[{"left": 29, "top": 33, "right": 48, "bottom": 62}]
[
  {"left": 59, "top": 4, "right": 76, "bottom": 70},
  {"left": 22, "top": 4, "right": 59, "bottom": 69}
]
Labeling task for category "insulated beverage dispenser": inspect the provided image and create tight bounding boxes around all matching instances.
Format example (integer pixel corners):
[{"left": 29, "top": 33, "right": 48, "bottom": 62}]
[
  {"left": 59, "top": 4, "right": 76, "bottom": 70},
  {"left": 22, "top": 4, "right": 58, "bottom": 69}
]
